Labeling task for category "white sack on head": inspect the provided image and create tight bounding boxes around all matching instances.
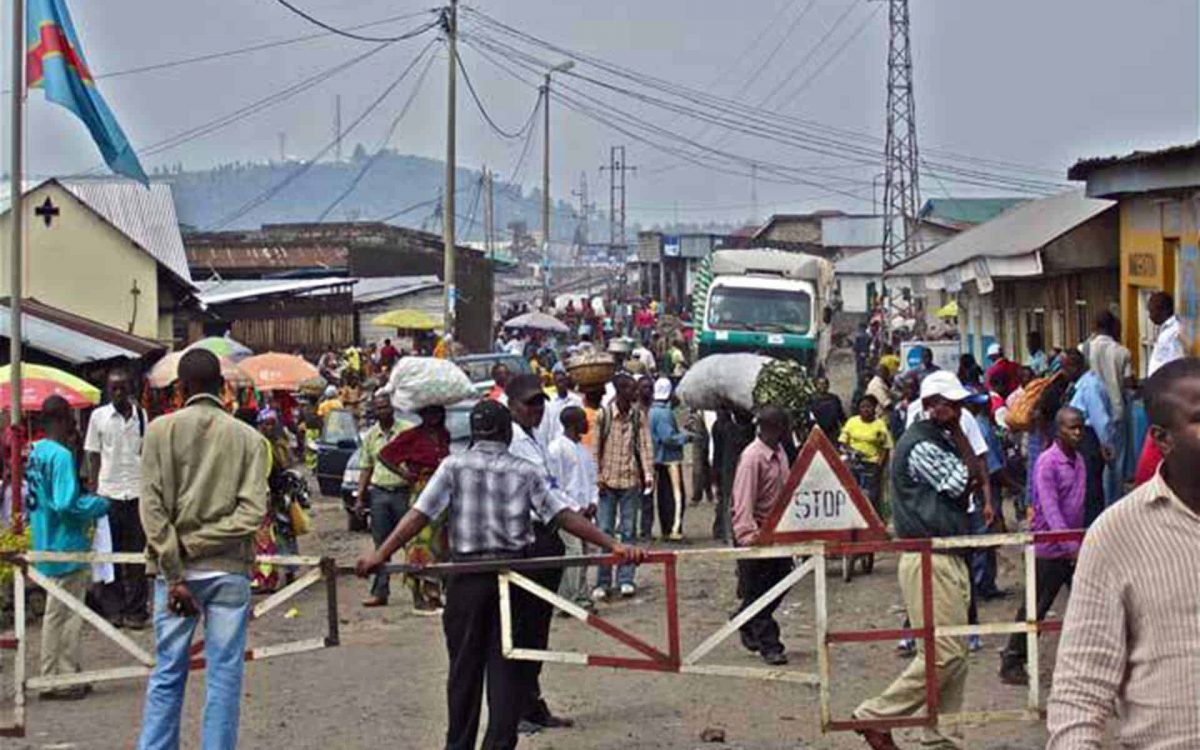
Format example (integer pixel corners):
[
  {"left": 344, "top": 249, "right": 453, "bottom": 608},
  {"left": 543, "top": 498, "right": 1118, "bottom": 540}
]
[
  {"left": 386, "top": 357, "right": 475, "bottom": 411},
  {"left": 675, "top": 353, "right": 773, "bottom": 412}
]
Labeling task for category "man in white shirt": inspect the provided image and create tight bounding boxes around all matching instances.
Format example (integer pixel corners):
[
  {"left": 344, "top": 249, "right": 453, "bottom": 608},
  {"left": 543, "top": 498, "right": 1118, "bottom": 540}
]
[
  {"left": 547, "top": 406, "right": 599, "bottom": 609},
  {"left": 631, "top": 342, "right": 657, "bottom": 374},
  {"left": 540, "top": 365, "right": 583, "bottom": 445},
  {"left": 84, "top": 369, "right": 149, "bottom": 629},
  {"left": 1148, "top": 292, "right": 1185, "bottom": 377}
]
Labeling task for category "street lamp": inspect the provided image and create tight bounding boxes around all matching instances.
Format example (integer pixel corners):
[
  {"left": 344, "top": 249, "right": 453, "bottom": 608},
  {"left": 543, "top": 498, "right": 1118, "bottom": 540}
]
[{"left": 542, "top": 60, "right": 574, "bottom": 309}]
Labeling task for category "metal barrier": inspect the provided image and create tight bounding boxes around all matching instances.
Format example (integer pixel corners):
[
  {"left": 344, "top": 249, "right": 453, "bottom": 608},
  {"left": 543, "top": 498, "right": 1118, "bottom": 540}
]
[
  {"left": 0, "top": 530, "right": 1082, "bottom": 739},
  {"left": 364, "top": 530, "right": 1083, "bottom": 737},
  {"left": 0, "top": 551, "right": 339, "bottom": 739}
]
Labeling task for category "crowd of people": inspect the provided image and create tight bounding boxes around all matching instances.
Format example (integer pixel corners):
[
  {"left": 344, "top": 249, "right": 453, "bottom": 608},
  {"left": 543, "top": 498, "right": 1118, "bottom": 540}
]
[{"left": 11, "top": 288, "right": 1200, "bottom": 748}]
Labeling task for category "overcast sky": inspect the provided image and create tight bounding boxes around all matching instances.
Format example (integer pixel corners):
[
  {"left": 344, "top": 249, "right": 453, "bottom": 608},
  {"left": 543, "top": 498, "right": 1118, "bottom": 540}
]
[{"left": 8, "top": 0, "right": 1198, "bottom": 224}]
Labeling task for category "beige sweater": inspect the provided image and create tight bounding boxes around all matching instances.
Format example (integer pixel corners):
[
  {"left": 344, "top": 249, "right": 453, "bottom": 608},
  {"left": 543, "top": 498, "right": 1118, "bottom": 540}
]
[{"left": 140, "top": 394, "right": 270, "bottom": 583}]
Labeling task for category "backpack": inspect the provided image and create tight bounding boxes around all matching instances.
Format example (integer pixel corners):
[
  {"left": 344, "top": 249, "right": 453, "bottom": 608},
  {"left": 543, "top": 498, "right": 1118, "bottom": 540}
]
[{"left": 1006, "top": 371, "right": 1063, "bottom": 433}]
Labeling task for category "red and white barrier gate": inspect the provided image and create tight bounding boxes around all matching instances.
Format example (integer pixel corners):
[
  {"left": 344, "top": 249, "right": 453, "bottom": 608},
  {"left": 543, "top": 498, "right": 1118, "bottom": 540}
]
[{"left": 0, "top": 550, "right": 340, "bottom": 739}]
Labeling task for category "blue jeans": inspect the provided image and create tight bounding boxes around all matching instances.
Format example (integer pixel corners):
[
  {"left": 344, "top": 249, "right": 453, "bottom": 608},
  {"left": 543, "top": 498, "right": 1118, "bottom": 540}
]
[
  {"left": 139, "top": 575, "right": 251, "bottom": 750},
  {"left": 596, "top": 487, "right": 639, "bottom": 589}
]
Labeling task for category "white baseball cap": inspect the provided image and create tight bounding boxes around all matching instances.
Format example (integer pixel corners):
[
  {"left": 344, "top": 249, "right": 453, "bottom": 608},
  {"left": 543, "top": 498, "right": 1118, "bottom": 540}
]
[
  {"left": 919, "top": 371, "right": 972, "bottom": 403},
  {"left": 986, "top": 343, "right": 1002, "bottom": 358}
]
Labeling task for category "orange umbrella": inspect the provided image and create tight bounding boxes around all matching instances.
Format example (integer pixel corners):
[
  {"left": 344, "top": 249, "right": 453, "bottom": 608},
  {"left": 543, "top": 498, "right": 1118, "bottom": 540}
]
[
  {"left": 147, "top": 351, "right": 252, "bottom": 389},
  {"left": 239, "top": 353, "right": 323, "bottom": 392}
]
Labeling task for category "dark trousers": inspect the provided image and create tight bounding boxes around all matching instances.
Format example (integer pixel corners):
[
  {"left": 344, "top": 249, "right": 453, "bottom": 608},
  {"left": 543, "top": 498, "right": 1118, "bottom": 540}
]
[
  {"left": 443, "top": 571, "right": 525, "bottom": 750},
  {"left": 735, "top": 557, "right": 794, "bottom": 656},
  {"left": 639, "top": 491, "right": 654, "bottom": 541},
  {"left": 514, "top": 523, "right": 566, "bottom": 721},
  {"left": 369, "top": 487, "right": 410, "bottom": 600},
  {"left": 691, "top": 442, "right": 712, "bottom": 504},
  {"left": 99, "top": 498, "right": 148, "bottom": 622},
  {"left": 1079, "top": 427, "right": 1106, "bottom": 527},
  {"left": 1002, "top": 557, "right": 1074, "bottom": 667}
]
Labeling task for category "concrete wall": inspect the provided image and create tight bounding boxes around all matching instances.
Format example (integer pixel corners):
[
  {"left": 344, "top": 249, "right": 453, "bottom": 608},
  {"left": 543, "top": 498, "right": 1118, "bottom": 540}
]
[
  {"left": 1115, "top": 195, "right": 1195, "bottom": 375},
  {"left": 0, "top": 183, "right": 161, "bottom": 340}
]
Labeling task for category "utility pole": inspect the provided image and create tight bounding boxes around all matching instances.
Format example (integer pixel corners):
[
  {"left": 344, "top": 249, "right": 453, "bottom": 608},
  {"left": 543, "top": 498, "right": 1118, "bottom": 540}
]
[
  {"left": 541, "top": 61, "right": 574, "bottom": 309},
  {"left": 8, "top": 0, "right": 25, "bottom": 531},
  {"left": 442, "top": 0, "right": 458, "bottom": 339},
  {"left": 572, "top": 172, "right": 594, "bottom": 299},
  {"left": 880, "top": 0, "right": 922, "bottom": 273},
  {"left": 483, "top": 166, "right": 495, "bottom": 259},
  {"left": 750, "top": 163, "right": 759, "bottom": 224},
  {"left": 601, "top": 146, "right": 635, "bottom": 301},
  {"left": 334, "top": 94, "right": 343, "bottom": 162}
]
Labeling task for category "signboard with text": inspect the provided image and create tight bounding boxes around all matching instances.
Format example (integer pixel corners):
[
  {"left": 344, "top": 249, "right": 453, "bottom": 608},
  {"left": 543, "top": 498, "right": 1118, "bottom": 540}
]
[{"left": 756, "top": 428, "right": 889, "bottom": 544}]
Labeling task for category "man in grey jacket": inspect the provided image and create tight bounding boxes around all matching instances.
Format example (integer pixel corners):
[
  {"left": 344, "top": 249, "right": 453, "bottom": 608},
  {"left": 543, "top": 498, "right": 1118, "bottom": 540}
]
[{"left": 137, "top": 349, "right": 269, "bottom": 750}]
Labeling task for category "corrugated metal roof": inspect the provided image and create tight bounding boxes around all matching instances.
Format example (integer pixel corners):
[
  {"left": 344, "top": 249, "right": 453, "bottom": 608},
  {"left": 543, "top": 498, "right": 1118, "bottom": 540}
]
[
  {"left": 1068, "top": 140, "right": 1200, "bottom": 181},
  {"left": 186, "top": 244, "right": 350, "bottom": 271},
  {"left": 195, "top": 277, "right": 355, "bottom": 306},
  {"left": 352, "top": 275, "right": 441, "bottom": 305},
  {"left": 889, "top": 190, "right": 1115, "bottom": 277},
  {"left": 918, "top": 198, "right": 1029, "bottom": 226},
  {"left": 0, "top": 179, "right": 193, "bottom": 286},
  {"left": 0, "top": 300, "right": 163, "bottom": 363}
]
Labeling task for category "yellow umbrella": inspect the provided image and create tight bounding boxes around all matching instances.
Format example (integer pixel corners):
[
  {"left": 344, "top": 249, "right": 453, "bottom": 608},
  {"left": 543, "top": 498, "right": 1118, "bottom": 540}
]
[
  {"left": 0, "top": 363, "right": 100, "bottom": 407},
  {"left": 935, "top": 299, "right": 959, "bottom": 319},
  {"left": 370, "top": 309, "right": 439, "bottom": 330}
]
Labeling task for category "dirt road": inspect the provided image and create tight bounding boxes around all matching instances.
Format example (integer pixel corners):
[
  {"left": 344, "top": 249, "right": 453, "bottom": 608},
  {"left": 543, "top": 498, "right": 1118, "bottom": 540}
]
[{"left": 7, "top": 496, "right": 1063, "bottom": 750}]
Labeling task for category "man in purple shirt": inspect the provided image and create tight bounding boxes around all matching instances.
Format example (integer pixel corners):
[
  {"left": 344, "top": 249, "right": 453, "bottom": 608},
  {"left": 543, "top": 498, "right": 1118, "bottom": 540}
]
[{"left": 999, "top": 406, "right": 1086, "bottom": 685}]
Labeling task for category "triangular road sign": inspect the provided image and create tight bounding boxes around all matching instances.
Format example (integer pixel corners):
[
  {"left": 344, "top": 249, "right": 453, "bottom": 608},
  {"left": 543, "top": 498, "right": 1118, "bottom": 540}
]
[{"left": 757, "top": 426, "right": 889, "bottom": 545}]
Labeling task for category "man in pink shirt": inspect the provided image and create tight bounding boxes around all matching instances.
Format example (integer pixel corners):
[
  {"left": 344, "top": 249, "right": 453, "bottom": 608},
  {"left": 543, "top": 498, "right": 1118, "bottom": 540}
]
[
  {"left": 999, "top": 406, "right": 1085, "bottom": 685},
  {"left": 730, "top": 406, "right": 792, "bottom": 666}
]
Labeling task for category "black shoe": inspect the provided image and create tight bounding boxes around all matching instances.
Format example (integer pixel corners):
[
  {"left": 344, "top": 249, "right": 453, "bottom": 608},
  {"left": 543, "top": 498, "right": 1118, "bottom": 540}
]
[
  {"left": 739, "top": 635, "right": 762, "bottom": 654},
  {"left": 526, "top": 701, "right": 575, "bottom": 729},
  {"left": 980, "top": 588, "right": 1012, "bottom": 601},
  {"left": 761, "top": 650, "right": 789, "bottom": 666},
  {"left": 124, "top": 616, "right": 149, "bottom": 631},
  {"left": 41, "top": 685, "right": 90, "bottom": 701},
  {"left": 999, "top": 662, "right": 1029, "bottom": 686}
]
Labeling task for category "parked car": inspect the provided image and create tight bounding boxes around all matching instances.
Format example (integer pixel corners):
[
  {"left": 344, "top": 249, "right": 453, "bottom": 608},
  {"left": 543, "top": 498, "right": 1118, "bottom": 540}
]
[
  {"left": 340, "top": 400, "right": 477, "bottom": 532},
  {"left": 315, "top": 409, "right": 360, "bottom": 498},
  {"left": 454, "top": 353, "right": 530, "bottom": 396}
]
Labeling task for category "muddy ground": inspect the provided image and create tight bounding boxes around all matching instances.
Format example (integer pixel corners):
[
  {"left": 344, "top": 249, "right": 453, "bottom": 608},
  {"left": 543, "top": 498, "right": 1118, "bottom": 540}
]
[{"left": 0, "top": 487, "right": 1082, "bottom": 750}]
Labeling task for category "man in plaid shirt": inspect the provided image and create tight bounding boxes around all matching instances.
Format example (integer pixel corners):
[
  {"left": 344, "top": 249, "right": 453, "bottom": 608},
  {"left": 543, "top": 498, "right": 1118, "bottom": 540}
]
[{"left": 357, "top": 400, "right": 644, "bottom": 750}]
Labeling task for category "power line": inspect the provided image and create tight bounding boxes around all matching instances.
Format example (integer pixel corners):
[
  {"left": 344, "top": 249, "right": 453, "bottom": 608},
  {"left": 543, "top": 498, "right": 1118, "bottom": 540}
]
[
  {"left": 456, "top": 47, "right": 541, "bottom": 139},
  {"left": 210, "top": 39, "right": 437, "bottom": 229},
  {"left": 72, "top": 40, "right": 396, "bottom": 176},
  {"left": 96, "top": 10, "right": 436, "bottom": 81},
  {"left": 783, "top": 3, "right": 884, "bottom": 100},
  {"left": 462, "top": 7, "right": 1068, "bottom": 191},
  {"left": 316, "top": 50, "right": 438, "bottom": 221},
  {"left": 270, "top": 0, "right": 441, "bottom": 43}
]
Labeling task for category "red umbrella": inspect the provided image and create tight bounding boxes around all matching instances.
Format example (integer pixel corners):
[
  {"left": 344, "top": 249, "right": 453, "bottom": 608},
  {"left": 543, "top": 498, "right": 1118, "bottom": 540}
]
[{"left": 0, "top": 380, "right": 95, "bottom": 410}]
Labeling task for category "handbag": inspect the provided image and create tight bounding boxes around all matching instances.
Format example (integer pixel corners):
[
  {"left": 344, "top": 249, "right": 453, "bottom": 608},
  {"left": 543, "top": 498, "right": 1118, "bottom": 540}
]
[{"left": 288, "top": 500, "right": 313, "bottom": 537}]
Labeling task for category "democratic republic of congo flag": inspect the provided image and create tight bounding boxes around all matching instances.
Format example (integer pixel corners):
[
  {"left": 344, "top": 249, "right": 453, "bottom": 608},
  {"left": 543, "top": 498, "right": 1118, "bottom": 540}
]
[{"left": 26, "top": 0, "right": 148, "bottom": 184}]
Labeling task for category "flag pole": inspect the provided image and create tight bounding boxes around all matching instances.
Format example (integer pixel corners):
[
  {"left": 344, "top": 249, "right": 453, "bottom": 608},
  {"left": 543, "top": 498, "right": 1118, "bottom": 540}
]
[{"left": 9, "top": 0, "right": 24, "bottom": 533}]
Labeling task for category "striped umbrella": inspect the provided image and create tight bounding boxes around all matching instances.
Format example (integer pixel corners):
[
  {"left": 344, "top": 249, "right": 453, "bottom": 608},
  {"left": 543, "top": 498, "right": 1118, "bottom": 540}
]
[
  {"left": 0, "top": 364, "right": 100, "bottom": 410},
  {"left": 186, "top": 336, "right": 253, "bottom": 362}
]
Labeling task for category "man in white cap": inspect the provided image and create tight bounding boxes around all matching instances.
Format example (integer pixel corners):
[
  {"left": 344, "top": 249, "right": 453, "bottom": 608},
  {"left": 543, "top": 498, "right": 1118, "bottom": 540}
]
[
  {"left": 854, "top": 371, "right": 978, "bottom": 750},
  {"left": 649, "top": 376, "right": 690, "bottom": 540}
]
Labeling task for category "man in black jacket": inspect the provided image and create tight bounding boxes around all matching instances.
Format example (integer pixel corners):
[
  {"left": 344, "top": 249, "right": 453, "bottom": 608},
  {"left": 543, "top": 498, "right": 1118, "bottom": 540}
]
[{"left": 853, "top": 371, "right": 976, "bottom": 750}]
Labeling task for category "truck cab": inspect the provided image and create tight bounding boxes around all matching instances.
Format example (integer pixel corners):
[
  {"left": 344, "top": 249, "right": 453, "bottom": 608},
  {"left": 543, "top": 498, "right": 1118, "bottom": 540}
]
[{"left": 697, "top": 249, "right": 833, "bottom": 371}]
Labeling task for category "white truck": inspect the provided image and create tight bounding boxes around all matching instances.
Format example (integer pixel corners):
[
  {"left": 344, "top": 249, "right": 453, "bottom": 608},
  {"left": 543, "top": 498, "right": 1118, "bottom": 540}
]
[{"left": 695, "top": 249, "right": 835, "bottom": 372}]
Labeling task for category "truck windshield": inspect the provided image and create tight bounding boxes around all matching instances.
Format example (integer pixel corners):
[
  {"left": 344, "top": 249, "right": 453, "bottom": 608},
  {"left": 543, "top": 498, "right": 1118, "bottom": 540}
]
[{"left": 707, "top": 287, "right": 812, "bottom": 334}]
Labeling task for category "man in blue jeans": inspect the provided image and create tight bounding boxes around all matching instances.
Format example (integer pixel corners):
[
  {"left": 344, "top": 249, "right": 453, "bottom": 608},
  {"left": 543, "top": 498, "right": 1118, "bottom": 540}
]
[
  {"left": 592, "top": 373, "right": 654, "bottom": 600},
  {"left": 137, "top": 349, "right": 270, "bottom": 750}
]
